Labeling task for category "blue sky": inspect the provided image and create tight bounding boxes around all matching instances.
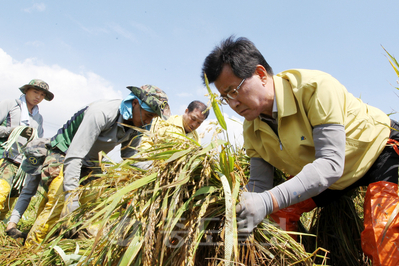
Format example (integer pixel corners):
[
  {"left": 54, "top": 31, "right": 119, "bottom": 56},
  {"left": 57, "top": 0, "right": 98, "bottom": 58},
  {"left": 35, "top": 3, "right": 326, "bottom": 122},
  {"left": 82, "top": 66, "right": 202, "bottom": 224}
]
[{"left": 2, "top": 1, "right": 399, "bottom": 158}]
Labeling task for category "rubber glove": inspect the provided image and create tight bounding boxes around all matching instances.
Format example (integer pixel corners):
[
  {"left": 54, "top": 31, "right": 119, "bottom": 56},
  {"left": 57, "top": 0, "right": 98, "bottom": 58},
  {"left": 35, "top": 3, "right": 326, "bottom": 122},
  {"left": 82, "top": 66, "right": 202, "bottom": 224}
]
[
  {"left": 6, "top": 227, "right": 27, "bottom": 240},
  {"left": 20, "top": 127, "right": 33, "bottom": 139},
  {"left": 236, "top": 191, "right": 274, "bottom": 235}
]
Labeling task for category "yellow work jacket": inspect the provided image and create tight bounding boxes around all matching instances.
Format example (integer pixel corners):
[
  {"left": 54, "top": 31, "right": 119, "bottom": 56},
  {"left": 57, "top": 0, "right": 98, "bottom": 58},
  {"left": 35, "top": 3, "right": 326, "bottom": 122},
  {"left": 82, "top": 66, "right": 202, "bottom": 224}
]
[
  {"left": 140, "top": 115, "right": 200, "bottom": 150},
  {"left": 244, "top": 69, "right": 391, "bottom": 190}
]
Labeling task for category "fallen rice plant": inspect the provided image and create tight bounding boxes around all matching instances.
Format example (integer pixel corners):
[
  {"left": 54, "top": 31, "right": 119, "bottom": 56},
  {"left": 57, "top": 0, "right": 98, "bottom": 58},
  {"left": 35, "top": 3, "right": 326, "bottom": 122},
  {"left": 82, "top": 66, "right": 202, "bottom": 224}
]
[{"left": 0, "top": 74, "right": 324, "bottom": 265}]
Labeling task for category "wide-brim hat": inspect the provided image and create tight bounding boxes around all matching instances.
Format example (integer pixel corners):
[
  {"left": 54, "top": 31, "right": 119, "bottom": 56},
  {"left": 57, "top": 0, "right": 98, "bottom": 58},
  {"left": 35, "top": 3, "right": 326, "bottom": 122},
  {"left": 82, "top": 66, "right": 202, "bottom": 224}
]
[
  {"left": 126, "top": 85, "right": 171, "bottom": 120},
  {"left": 19, "top": 79, "right": 54, "bottom": 101}
]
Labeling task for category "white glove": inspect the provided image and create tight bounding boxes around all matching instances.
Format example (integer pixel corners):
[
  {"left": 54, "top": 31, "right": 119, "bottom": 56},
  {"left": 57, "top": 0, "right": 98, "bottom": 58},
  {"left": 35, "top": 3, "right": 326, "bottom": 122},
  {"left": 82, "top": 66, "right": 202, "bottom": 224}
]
[{"left": 236, "top": 191, "right": 274, "bottom": 235}]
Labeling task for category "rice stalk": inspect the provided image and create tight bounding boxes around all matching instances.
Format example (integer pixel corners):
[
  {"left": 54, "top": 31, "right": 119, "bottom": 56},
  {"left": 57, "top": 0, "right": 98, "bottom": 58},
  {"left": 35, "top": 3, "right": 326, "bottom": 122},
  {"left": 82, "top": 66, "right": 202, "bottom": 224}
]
[
  {"left": 0, "top": 78, "right": 321, "bottom": 265},
  {"left": 304, "top": 190, "right": 371, "bottom": 266}
]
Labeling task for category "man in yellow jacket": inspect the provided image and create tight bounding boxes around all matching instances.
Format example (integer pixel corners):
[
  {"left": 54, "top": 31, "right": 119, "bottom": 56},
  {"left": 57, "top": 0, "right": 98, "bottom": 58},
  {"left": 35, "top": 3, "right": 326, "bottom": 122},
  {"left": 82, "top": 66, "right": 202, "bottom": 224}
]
[
  {"left": 140, "top": 100, "right": 209, "bottom": 152},
  {"left": 202, "top": 36, "right": 399, "bottom": 266}
]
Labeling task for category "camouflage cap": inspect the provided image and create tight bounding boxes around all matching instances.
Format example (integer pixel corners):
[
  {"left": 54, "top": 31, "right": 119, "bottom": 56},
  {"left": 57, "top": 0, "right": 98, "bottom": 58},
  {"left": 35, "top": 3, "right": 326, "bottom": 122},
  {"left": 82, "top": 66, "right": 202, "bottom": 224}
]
[
  {"left": 20, "top": 79, "right": 54, "bottom": 101},
  {"left": 21, "top": 138, "right": 50, "bottom": 175},
  {"left": 126, "top": 85, "right": 171, "bottom": 120}
]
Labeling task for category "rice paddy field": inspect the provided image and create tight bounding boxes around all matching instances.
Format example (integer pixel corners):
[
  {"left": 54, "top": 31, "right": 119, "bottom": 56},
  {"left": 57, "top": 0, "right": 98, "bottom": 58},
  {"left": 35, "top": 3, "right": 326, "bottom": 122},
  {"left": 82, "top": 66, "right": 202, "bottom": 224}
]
[
  {"left": 0, "top": 133, "right": 370, "bottom": 266},
  {"left": 1, "top": 49, "right": 399, "bottom": 266}
]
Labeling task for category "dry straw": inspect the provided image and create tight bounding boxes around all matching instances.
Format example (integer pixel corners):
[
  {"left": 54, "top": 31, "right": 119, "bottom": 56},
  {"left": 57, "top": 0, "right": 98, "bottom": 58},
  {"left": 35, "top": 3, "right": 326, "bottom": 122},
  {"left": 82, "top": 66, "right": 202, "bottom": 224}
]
[{"left": 7, "top": 69, "right": 395, "bottom": 265}]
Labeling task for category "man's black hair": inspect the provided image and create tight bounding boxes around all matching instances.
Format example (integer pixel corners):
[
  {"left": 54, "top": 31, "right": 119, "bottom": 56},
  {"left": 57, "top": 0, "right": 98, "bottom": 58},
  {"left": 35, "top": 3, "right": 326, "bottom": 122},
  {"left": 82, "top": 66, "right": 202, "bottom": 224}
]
[
  {"left": 201, "top": 35, "right": 273, "bottom": 84},
  {"left": 187, "top": 100, "right": 210, "bottom": 119}
]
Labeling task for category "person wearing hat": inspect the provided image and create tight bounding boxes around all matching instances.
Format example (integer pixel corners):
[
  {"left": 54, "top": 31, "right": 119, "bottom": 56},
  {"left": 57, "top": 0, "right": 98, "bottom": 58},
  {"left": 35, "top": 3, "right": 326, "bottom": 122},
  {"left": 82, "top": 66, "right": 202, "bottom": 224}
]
[
  {"left": 6, "top": 84, "right": 170, "bottom": 246},
  {"left": 0, "top": 79, "right": 53, "bottom": 223}
]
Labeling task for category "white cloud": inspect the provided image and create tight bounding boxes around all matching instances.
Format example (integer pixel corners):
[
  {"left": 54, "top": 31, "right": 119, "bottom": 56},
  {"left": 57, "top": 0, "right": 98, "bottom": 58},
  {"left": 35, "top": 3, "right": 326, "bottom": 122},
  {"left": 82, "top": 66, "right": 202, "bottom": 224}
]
[
  {"left": 0, "top": 48, "right": 123, "bottom": 139},
  {"left": 23, "top": 3, "right": 46, "bottom": 13}
]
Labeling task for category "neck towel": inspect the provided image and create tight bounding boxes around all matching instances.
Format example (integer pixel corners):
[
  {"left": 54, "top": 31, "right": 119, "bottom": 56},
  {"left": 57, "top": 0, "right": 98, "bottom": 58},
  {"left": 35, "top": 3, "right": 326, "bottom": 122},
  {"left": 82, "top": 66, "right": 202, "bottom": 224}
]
[
  {"left": 19, "top": 95, "right": 30, "bottom": 126},
  {"left": 119, "top": 93, "right": 155, "bottom": 121}
]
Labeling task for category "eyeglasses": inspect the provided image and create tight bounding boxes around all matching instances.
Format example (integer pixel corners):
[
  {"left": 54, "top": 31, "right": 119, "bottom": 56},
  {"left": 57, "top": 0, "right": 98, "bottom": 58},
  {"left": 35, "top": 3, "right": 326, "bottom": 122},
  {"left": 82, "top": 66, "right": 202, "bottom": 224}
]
[{"left": 219, "top": 78, "right": 246, "bottom": 105}]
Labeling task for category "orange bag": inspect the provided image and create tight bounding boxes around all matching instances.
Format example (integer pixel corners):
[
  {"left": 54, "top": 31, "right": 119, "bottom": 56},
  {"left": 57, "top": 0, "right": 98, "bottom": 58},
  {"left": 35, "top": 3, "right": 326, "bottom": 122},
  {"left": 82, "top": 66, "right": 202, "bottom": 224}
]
[
  {"left": 361, "top": 181, "right": 399, "bottom": 266},
  {"left": 270, "top": 198, "right": 316, "bottom": 240}
]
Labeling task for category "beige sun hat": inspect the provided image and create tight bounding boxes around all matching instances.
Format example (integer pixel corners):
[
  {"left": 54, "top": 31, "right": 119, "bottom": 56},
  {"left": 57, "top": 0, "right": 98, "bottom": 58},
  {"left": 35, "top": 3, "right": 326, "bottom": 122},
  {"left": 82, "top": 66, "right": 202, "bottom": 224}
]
[{"left": 19, "top": 79, "right": 54, "bottom": 101}]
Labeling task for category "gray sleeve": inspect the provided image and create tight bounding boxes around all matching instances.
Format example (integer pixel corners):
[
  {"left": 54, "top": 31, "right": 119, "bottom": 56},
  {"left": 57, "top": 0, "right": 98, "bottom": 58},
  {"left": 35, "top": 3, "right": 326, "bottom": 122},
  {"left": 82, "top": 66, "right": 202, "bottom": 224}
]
[
  {"left": 245, "top": 157, "right": 274, "bottom": 192},
  {"left": 9, "top": 174, "right": 41, "bottom": 224},
  {"left": 125, "top": 136, "right": 154, "bottom": 170},
  {"left": 269, "top": 124, "right": 346, "bottom": 209},
  {"left": 63, "top": 108, "right": 107, "bottom": 192},
  {"left": 132, "top": 160, "right": 153, "bottom": 170},
  {"left": 0, "top": 100, "right": 16, "bottom": 138},
  {"left": 120, "top": 135, "right": 141, "bottom": 159},
  {"left": 36, "top": 114, "right": 44, "bottom": 138}
]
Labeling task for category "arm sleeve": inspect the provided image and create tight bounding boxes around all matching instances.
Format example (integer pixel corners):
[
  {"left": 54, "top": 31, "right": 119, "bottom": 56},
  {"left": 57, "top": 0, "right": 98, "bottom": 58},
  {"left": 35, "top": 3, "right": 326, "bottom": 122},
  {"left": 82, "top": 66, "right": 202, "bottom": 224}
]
[
  {"left": 36, "top": 115, "right": 44, "bottom": 138},
  {"left": 0, "top": 100, "right": 16, "bottom": 138},
  {"left": 246, "top": 157, "right": 274, "bottom": 192},
  {"left": 269, "top": 124, "right": 346, "bottom": 209},
  {"left": 120, "top": 135, "right": 141, "bottom": 159},
  {"left": 125, "top": 135, "right": 155, "bottom": 170},
  {"left": 63, "top": 108, "right": 109, "bottom": 192},
  {"left": 9, "top": 174, "right": 41, "bottom": 224}
]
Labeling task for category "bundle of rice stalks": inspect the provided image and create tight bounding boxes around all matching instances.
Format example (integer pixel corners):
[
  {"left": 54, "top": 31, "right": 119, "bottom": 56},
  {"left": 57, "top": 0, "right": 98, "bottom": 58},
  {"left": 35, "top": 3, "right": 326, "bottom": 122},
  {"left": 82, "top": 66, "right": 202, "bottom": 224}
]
[
  {"left": 46, "top": 134, "right": 319, "bottom": 265},
  {"left": 0, "top": 135, "right": 322, "bottom": 265},
  {"left": 0, "top": 75, "right": 326, "bottom": 265},
  {"left": 303, "top": 188, "right": 371, "bottom": 266}
]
